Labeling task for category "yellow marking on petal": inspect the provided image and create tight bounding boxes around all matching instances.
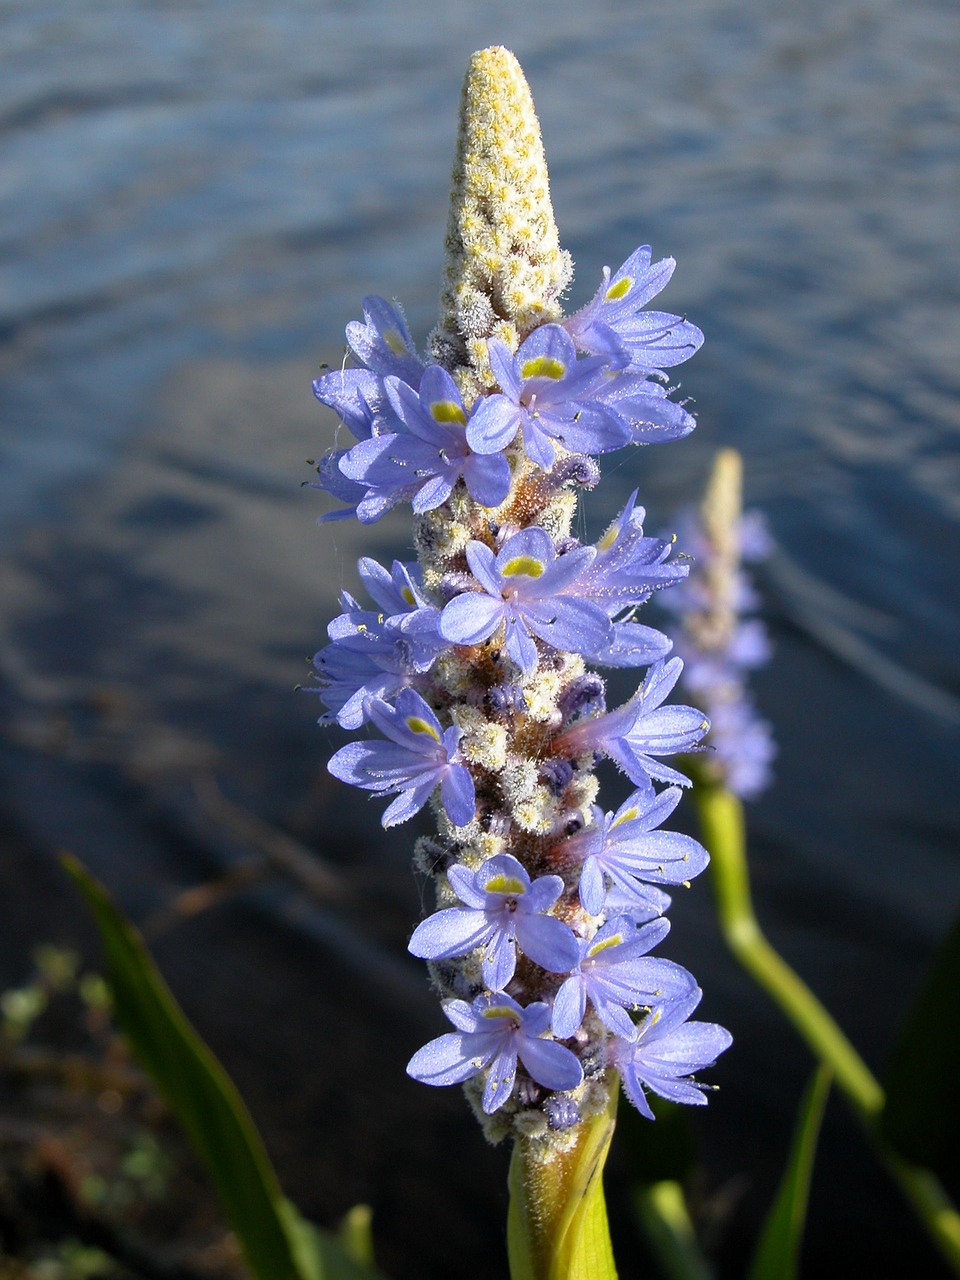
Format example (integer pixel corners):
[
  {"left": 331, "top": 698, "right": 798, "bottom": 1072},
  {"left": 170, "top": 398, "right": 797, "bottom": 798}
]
[
  {"left": 482, "top": 1005, "right": 516, "bottom": 1020},
  {"left": 604, "top": 276, "right": 632, "bottom": 301},
  {"left": 383, "top": 328, "right": 408, "bottom": 356},
  {"left": 587, "top": 933, "right": 625, "bottom": 958},
  {"left": 484, "top": 874, "right": 526, "bottom": 896},
  {"left": 521, "top": 355, "right": 565, "bottom": 380},
  {"left": 401, "top": 586, "right": 416, "bottom": 606},
  {"left": 611, "top": 807, "right": 639, "bottom": 828},
  {"left": 430, "top": 399, "right": 468, "bottom": 426},
  {"left": 597, "top": 521, "right": 620, "bottom": 552},
  {"left": 502, "top": 555, "right": 545, "bottom": 579},
  {"left": 405, "top": 716, "right": 441, "bottom": 742}
]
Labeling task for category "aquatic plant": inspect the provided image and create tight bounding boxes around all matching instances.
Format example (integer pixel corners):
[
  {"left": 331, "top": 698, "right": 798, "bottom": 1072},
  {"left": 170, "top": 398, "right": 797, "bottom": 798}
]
[
  {"left": 662, "top": 447, "right": 777, "bottom": 799},
  {"left": 45, "top": 42, "right": 960, "bottom": 1280},
  {"left": 310, "top": 47, "right": 728, "bottom": 1157}
]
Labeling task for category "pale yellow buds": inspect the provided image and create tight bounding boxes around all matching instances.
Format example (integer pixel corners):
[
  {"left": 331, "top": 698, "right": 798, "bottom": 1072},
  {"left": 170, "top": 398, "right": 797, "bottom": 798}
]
[
  {"left": 694, "top": 447, "right": 744, "bottom": 651},
  {"left": 429, "top": 46, "right": 573, "bottom": 405}
]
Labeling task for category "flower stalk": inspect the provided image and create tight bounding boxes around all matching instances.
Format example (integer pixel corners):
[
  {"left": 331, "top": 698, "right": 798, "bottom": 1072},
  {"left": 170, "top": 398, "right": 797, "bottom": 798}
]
[
  {"left": 692, "top": 768, "right": 960, "bottom": 1273},
  {"left": 507, "top": 1084, "right": 620, "bottom": 1280},
  {"left": 310, "top": 46, "right": 729, "bottom": 1273}
]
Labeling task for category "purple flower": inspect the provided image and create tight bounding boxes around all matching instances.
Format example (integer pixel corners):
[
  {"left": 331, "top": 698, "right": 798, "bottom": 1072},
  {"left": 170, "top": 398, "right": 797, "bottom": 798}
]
[
  {"left": 340, "top": 366, "right": 511, "bottom": 517},
  {"left": 387, "top": 367, "right": 512, "bottom": 508},
  {"left": 593, "top": 370, "right": 697, "bottom": 445},
  {"left": 439, "top": 527, "right": 612, "bottom": 675},
  {"left": 658, "top": 496, "right": 777, "bottom": 798},
  {"left": 466, "top": 325, "right": 630, "bottom": 468},
  {"left": 572, "top": 490, "right": 689, "bottom": 611},
  {"left": 406, "top": 992, "right": 583, "bottom": 1114},
  {"left": 701, "top": 694, "right": 776, "bottom": 801},
  {"left": 311, "top": 297, "right": 426, "bottom": 521},
  {"left": 312, "top": 365, "right": 381, "bottom": 443},
  {"left": 408, "top": 854, "right": 579, "bottom": 992},
  {"left": 310, "top": 560, "right": 444, "bottom": 728},
  {"left": 555, "top": 658, "right": 709, "bottom": 788},
  {"left": 327, "top": 688, "right": 474, "bottom": 828},
  {"left": 311, "top": 302, "right": 417, "bottom": 452},
  {"left": 308, "top": 450, "right": 367, "bottom": 524},
  {"left": 610, "top": 986, "right": 732, "bottom": 1119},
  {"left": 564, "top": 246, "right": 704, "bottom": 373},
  {"left": 356, "top": 557, "right": 444, "bottom": 669},
  {"left": 310, "top": 636, "right": 410, "bottom": 730},
  {"left": 551, "top": 917, "right": 695, "bottom": 1041},
  {"left": 590, "top": 622, "right": 674, "bottom": 670},
  {"left": 344, "top": 294, "right": 425, "bottom": 386},
  {"left": 561, "top": 786, "right": 710, "bottom": 916}
]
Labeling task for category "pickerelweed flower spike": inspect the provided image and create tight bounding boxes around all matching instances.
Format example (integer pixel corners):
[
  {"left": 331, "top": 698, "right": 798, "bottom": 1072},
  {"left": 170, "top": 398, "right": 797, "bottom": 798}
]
[
  {"left": 309, "top": 45, "right": 729, "bottom": 1149},
  {"left": 658, "top": 448, "right": 777, "bottom": 798}
]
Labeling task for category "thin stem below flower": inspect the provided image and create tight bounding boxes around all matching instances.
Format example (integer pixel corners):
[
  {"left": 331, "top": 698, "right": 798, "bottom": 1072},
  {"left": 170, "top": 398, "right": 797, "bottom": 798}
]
[
  {"left": 507, "top": 1084, "right": 619, "bottom": 1280},
  {"left": 690, "top": 767, "right": 960, "bottom": 1273}
]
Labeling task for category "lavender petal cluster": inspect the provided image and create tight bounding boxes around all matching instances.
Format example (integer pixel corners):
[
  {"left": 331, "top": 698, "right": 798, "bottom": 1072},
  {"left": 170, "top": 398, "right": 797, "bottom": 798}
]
[
  {"left": 310, "top": 274, "right": 730, "bottom": 1137},
  {"left": 308, "top": 47, "right": 730, "bottom": 1146},
  {"left": 659, "top": 449, "right": 777, "bottom": 799}
]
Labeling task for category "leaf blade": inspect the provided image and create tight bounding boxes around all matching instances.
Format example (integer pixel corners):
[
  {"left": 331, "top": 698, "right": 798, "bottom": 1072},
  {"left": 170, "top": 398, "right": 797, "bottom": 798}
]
[
  {"left": 63, "top": 854, "right": 383, "bottom": 1280},
  {"left": 748, "top": 1065, "right": 831, "bottom": 1280}
]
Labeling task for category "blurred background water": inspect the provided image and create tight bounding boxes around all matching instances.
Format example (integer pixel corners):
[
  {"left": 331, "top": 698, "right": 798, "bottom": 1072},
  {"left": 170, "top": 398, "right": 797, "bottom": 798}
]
[{"left": 1, "top": 1, "right": 959, "bottom": 1276}]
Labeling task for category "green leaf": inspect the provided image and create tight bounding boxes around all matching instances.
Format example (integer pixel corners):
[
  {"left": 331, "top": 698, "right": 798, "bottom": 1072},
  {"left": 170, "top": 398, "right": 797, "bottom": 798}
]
[
  {"left": 748, "top": 1065, "right": 831, "bottom": 1280},
  {"left": 281, "top": 1202, "right": 384, "bottom": 1280},
  {"left": 338, "top": 1205, "right": 376, "bottom": 1268},
  {"left": 63, "top": 855, "right": 383, "bottom": 1280},
  {"left": 882, "top": 904, "right": 960, "bottom": 1195},
  {"left": 633, "top": 1181, "right": 713, "bottom": 1280},
  {"left": 507, "top": 1082, "right": 619, "bottom": 1280}
]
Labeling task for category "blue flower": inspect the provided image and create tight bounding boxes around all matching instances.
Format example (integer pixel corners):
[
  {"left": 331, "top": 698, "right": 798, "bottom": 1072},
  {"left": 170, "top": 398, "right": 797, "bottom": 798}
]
[
  {"left": 355, "top": 557, "right": 444, "bottom": 669},
  {"left": 307, "top": 450, "right": 367, "bottom": 524},
  {"left": 465, "top": 325, "right": 630, "bottom": 468},
  {"left": 561, "top": 786, "right": 710, "bottom": 916},
  {"left": 311, "top": 299, "right": 420, "bottom": 453},
  {"left": 657, "top": 486, "right": 777, "bottom": 798},
  {"left": 439, "top": 528, "right": 612, "bottom": 675},
  {"left": 339, "top": 366, "right": 512, "bottom": 517},
  {"left": 556, "top": 658, "right": 709, "bottom": 789},
  {"left": 574, "top": 490, "right": 689, "bottom": 611},
  {"left": 611, "top": 985, "right": 732, "bottom": 1119},
  {"left": 344, "top": 295, "right": 425, "bottom": 386},
  {"left": 312, "top": 367, "right": 380, "bottom": 443},
  {"left": 311, "top": 297, "right": 426, "bottom": 520},
  {"left": 310, "top": 636, "right": 410, "bottom": 731},
  {"left": 406, "top": 992, "right": 583, "bottom": 1114},
  {"left": 564, "top": 246, "right": 704, "bottom": 373},
  {"left": 558, "top": 490, "right": 689, "bottom": 669},
  {"left": 590, "top": 622, "right": 674, "bottom": 670},
  {"left": 408, "top": 854, "right": 579, "bottom": 991},
  {"left": 310, "top": 560, "right": 444, "bottom": 728},
  {"left": 593, "top": 370, "right": 697, "bottom": 445},
  {"left": 327, "top": 689, "right": 475, "bottom": 828},
  {"left": 551, "top": 916, "right": 695, "bottom": 1041}
]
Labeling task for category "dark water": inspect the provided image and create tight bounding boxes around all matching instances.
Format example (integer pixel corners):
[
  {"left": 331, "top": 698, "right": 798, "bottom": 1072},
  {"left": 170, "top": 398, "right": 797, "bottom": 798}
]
[{"left": 2, "top": 3, "right": 959, "bottom": 1277}]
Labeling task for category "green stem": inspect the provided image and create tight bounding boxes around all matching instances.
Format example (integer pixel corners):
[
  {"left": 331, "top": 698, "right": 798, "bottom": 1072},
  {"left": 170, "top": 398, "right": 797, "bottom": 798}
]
[
  {"left": 507, "top": 1083, "right": 619, "bottom": 1280},
  {"left": 691, "top": 771, "right": 960, "bottom": 1273}
]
